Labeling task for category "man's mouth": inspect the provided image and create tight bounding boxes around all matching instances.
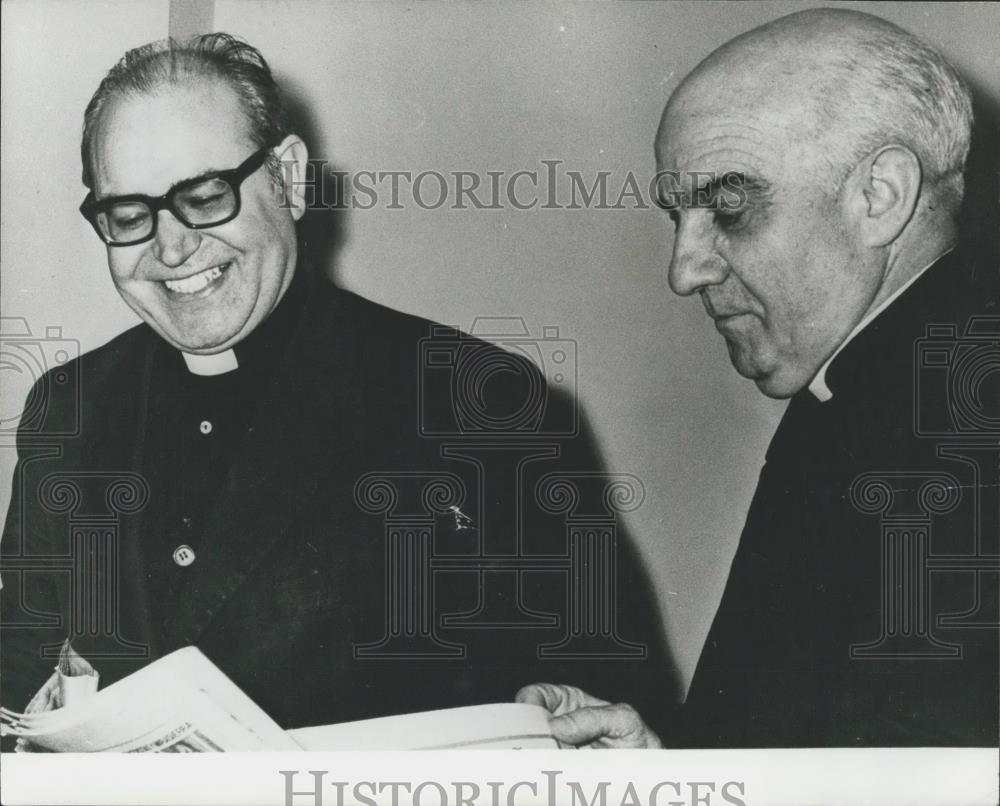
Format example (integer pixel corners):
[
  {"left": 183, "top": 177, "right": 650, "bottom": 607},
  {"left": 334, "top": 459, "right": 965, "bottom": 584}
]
[
  {"left": 163, "top": 262, "right": 231, "bottom": 295},
  {"left": 714, "top": 312, "right": 749, "bottom": 328}
]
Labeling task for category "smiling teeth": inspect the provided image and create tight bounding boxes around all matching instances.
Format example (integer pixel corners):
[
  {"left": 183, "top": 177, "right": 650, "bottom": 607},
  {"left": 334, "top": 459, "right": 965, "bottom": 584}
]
[{"left": 164, "top": 264, "right": 227, "bottom": 294}]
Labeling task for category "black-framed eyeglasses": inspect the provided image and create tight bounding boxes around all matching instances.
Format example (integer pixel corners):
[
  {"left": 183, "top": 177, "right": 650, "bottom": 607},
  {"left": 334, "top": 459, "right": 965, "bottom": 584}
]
[{"left": 79, "top": 146, "right": 272, "bottom": 247}]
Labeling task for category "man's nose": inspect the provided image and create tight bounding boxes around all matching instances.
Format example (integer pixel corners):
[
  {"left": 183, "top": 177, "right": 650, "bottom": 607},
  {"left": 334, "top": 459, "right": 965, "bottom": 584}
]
[
  {"left": 667, "top": 215, "right": 729, "bottom": 297},
  {"left": 152, "top": 210, "right": 200, "bottom": 267}
]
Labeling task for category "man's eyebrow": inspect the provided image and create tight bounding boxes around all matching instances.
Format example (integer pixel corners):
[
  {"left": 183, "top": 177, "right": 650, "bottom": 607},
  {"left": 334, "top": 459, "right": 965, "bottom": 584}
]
[
  {"left": 159, "top": 165, "right": 231, "bottom": 194},
  {"left": 97, "top": 166, "right": 228, "bottom": 202},
  {"left": 691, "top": 172, "right": 771, "bottom": 205},
  {"left": 655, "top": 171, "right": 771, "bottom": 211},
  {"left": 179, "top": 167, "right": 222, "bottom": 184}
]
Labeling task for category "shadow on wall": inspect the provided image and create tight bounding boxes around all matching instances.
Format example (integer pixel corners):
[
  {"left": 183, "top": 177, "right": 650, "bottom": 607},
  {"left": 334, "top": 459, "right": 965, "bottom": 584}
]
[
  {"left": 273, "top": 72, "right": 686, "bottom": 714},
  {"left": 278, "top": 72, "right": 350, "bottom": 281}
]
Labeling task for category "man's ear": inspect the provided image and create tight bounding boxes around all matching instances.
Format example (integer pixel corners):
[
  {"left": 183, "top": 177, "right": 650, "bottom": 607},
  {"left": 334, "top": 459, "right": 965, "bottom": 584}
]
[
  {"left": 847, "top": 145, "right": 922, "bottom": 248},
  {"left": 272, "top": 134, "right": 310, "bottom": 222}
]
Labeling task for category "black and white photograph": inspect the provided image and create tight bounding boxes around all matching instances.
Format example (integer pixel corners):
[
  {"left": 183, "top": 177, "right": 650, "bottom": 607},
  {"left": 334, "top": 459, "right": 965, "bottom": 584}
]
[{"left": 1, "top": 1, "right": 997, "bottom": 804}]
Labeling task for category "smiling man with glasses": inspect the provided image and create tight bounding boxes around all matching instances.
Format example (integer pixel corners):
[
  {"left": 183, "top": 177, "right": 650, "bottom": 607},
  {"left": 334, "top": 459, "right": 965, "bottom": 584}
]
[
  {"left": 78, "top": 66, "right": 308, "bottom": 357},
  {"left": 1, "top": 33, "right": 671, "bottom": 748}
]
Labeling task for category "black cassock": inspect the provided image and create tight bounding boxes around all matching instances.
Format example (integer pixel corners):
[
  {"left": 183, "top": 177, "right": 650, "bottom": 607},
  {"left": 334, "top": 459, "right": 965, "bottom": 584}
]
[
  {"left": 1, "top": 265, "right": 675, "bottom": 746},
  {"left": 679, "top": 244, "right": 999, "bottom": 747}
]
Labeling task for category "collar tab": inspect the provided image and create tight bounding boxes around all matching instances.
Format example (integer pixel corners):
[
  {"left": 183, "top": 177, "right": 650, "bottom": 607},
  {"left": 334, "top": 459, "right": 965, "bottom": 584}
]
[{"left": 181, "top": 349, "right": 239, "bottom": 376}]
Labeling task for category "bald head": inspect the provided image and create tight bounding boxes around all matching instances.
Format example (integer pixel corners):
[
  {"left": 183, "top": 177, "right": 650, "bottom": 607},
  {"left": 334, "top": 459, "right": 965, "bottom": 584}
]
[
  {"left": 654, "top": 9, "right": 973, "bottom": 398},
  {"left": 661, "top": 8, "right": 972, "bottom": 209}
]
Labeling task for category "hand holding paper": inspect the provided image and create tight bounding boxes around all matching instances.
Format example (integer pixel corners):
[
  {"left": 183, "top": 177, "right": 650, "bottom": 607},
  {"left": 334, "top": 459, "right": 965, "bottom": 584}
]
[
  {"left": 2, "top": 646, "right": 560, "bottom": 752},
  {"left": 5, "top": 640, "right": 100, "bottom": 751},
  {"left": 516, "top": 683, "right": 662, "bottom": 749}
]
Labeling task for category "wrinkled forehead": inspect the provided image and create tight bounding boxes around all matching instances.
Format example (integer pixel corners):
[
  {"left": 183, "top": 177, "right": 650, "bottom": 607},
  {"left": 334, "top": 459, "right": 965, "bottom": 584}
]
[
  {"left": 92, "top": 79, "right": 255, "bottom": 198},
  {"left": 656, "top": 110, "right": 768, "bottom": 175},
  {"left": 655, "top": 74, "right": 825, "bottom": 189},
  {"left": 657, "top": 41, "right": 836, "bottom": 167}
]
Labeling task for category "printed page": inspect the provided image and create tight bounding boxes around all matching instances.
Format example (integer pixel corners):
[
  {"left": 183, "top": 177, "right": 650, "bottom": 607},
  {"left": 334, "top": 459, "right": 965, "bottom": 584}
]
[
  {"left": 16, "top": 689, "right": 283, "bottom": 752},
  {"left": 288, "top": 703, "right": 558, "bottom": 750},
  {"left": 7, "top": 647, "right": 300, "bottom": 752}
]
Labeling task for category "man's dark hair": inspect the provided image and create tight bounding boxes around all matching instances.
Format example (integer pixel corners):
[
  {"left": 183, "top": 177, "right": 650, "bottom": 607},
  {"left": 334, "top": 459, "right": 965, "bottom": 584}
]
[{"left": 81, "top": 32, "right": 291, "bottom": 190}]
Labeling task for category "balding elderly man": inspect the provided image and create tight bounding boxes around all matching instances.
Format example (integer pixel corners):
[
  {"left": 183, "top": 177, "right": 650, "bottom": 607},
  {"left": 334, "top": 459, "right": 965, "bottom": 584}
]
[{"left": 520, "top": 9, "right": 999, "bottom": 748}]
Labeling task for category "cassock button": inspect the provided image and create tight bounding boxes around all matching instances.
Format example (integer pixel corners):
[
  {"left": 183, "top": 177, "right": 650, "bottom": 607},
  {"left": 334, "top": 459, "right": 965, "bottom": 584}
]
[
  {"left": 173, "top": 545, "right": 196, "bottom": 567},
  {"left": 199, "top": 420, "right": 213, "bottom": 435}
]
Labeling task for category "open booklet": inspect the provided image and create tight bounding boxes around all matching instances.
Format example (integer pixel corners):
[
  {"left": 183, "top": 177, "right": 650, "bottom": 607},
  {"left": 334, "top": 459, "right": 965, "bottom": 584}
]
[{"left": 0, "top": 646, "right": 557, "bottom": 752}]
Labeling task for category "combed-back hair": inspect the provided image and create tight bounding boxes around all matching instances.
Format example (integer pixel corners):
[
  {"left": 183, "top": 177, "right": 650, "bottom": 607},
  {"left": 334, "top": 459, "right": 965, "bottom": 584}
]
[{"left": 81, "top": 32, "right": 290, "bottom": 189}]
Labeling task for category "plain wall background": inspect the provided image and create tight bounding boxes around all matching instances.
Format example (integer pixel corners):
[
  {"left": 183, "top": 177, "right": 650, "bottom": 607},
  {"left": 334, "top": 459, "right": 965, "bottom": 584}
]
[{"left": 2, "top": 0, "right": 998, "bottom": 693}]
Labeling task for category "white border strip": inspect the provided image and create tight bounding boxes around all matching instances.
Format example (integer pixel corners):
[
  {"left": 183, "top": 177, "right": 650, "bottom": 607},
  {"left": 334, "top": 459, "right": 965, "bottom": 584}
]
[{"left": 1, "top": 748, "right": 997, "bottom": 806}]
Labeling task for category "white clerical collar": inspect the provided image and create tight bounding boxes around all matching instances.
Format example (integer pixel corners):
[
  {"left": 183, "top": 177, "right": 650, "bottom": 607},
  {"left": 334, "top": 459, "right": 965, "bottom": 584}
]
[
  {"left": 808, "top": 250, "right": 950, "bottom": 402},
  {"left": 181, "top": 349, "right": 239, "bottom": 376}
]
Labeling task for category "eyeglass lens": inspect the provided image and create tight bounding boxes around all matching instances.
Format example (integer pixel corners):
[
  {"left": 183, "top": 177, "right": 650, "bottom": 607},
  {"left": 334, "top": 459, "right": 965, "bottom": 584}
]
[{"left": 96, "top": 177, "right": 238, "bottom": 243}]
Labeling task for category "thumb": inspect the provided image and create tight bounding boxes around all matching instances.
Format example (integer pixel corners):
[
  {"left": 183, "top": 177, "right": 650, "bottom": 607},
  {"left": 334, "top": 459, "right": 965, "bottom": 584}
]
[
  {"left": 516, "top": 683, "right": 559, "bottom": 710},
  {"left": 549, "top": 703, "right": 657, "bottom": 748}
]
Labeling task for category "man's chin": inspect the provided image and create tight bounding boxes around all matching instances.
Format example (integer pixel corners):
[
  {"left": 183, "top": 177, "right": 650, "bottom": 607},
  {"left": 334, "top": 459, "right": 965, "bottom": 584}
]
[
  {"left": 727, "top": 349, "right": 800, "bottom": 399},
  {"left": 179, "top": 342, "right": 241, "bottom": 355},
  {"left": 751, "top": 375, "right": 799, "bottom": 400},
  {"left": 154, "top": 325, "right": 246, "bottom": 355},
  {"left": 743, "top": 365, "right": 808, "bottom": 400}
]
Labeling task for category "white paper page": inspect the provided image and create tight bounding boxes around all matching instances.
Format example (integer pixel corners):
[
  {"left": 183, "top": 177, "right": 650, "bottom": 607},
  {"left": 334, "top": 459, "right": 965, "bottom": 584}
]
[
  {"left": 288, "top": 703, "right": 557, "bottom": 750},
  {"left": 8, "top": 647, "right": 300, "bottom": 752}
]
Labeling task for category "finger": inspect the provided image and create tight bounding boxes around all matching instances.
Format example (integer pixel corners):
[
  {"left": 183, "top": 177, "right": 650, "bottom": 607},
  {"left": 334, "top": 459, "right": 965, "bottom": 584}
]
[
  {"left": 24, "top": 674, "right": 60, "bottom": 714},
  {"left": 549, "top": 703, "right": 658, "bottom": 748},
  {"left": 515, "top": 683, "right": 551, "bottom": 708},
  {"left": 515, "top": 683, "right": 609, "bottom": 716}
]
